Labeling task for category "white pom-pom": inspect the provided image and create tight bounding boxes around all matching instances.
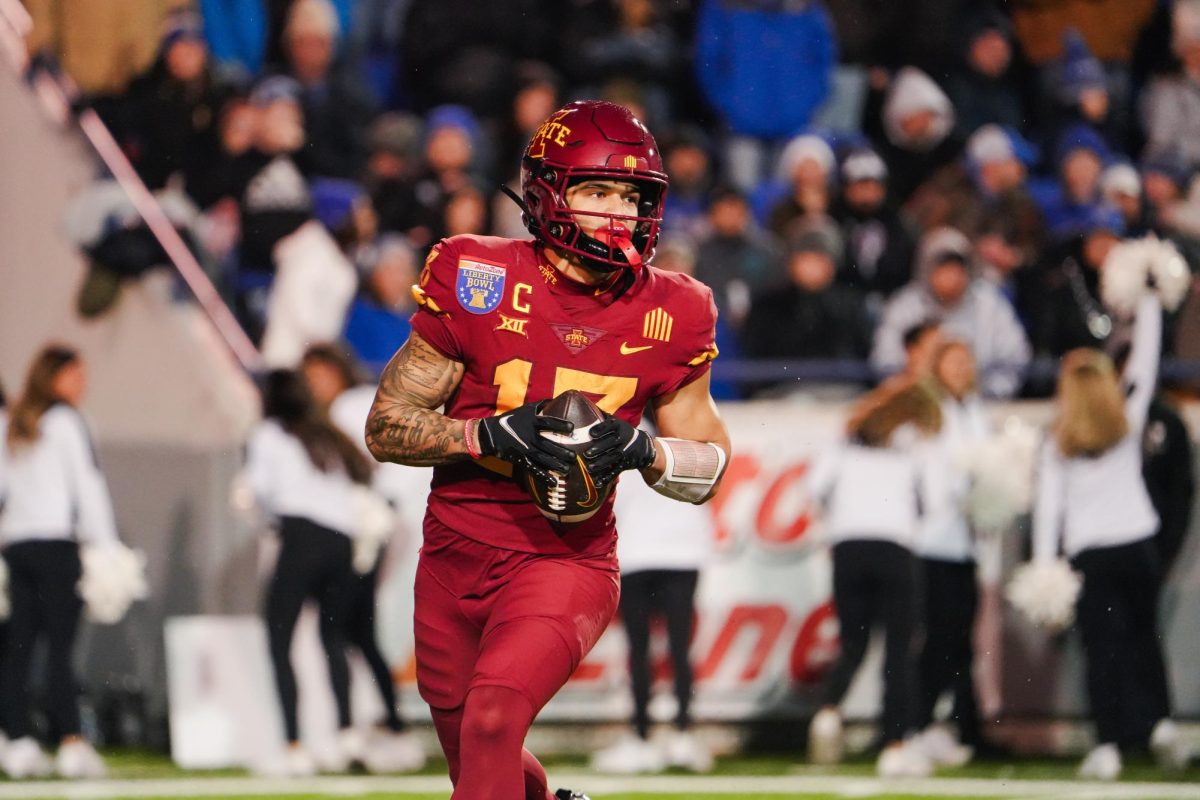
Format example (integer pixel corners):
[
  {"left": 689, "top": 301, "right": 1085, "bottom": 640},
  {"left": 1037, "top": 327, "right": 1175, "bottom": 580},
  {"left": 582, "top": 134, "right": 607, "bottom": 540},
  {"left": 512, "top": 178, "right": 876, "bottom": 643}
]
[
  {"left": 962, "top": 417, "right": 1038, "bottom": 532},
  {"left": 1101, "top": 237, "right": 1148, "bottom": 318},
  {"left": 352, "top": 487, "right": 397, "bottom": 574},
  {"left": 0, "top": 558, "right": 10, "bottom": 622},
  {"left": 1005, "top": 559, "right": 1082, "bottom": 631},
  {"left": 78, "top": 542, "right": 150, "bottom": 624},
  {"left": 1147, "top": 236, "right": 1191, "bottom": 312},
  {"left": 1102, "top": 235, "right": 1191, "bottom": 316}
]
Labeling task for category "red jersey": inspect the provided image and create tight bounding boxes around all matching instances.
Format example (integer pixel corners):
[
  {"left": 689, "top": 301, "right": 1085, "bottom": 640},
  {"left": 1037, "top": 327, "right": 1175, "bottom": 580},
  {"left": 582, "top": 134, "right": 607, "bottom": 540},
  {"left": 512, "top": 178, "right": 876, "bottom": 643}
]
[{"left": 409, "top": 234, "right": 718, "bottom": 557}]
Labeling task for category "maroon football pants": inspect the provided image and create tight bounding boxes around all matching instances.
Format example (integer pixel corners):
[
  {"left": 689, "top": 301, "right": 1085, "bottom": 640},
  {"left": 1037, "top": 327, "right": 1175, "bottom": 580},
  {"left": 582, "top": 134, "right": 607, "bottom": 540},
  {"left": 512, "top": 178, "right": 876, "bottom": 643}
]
[{"left": 414, "top": 532, "right": 619, "bottom": 800}]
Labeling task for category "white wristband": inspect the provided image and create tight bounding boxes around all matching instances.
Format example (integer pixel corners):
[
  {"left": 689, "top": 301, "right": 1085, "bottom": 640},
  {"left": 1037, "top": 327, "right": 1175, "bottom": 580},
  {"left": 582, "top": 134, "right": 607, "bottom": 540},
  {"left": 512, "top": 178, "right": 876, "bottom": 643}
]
[{"left": 650, "top": 437, "right": 726, "bottom": 503}]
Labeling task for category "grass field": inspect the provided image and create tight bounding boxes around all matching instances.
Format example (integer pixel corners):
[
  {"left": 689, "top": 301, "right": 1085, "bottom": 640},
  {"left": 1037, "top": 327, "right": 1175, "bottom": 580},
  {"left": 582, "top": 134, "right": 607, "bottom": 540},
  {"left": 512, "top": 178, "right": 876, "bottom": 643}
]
[{"left": 2, "top": 750, "right": 1197, "bottom": 800}]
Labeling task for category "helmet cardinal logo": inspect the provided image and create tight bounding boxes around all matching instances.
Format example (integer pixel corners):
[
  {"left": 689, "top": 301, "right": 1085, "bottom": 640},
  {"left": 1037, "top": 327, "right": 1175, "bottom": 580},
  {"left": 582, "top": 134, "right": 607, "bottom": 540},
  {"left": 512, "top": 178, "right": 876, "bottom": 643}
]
[{"left": 527, "top": 110, "right": 575, "bottom": 160}]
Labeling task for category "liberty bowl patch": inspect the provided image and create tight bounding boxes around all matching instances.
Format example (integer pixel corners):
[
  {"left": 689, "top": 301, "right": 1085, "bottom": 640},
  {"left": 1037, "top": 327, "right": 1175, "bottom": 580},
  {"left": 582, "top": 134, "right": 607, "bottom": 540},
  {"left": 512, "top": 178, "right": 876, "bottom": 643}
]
[{"left": 455, "top": 259, "right": 506, "bottom": 314}]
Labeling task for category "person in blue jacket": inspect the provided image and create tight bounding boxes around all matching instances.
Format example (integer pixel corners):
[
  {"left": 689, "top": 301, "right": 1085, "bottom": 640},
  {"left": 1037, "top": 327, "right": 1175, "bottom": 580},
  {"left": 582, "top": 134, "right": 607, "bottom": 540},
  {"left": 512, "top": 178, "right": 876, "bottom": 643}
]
[{"left": 694, "top": 0, "right": 837, "bottom": 193}]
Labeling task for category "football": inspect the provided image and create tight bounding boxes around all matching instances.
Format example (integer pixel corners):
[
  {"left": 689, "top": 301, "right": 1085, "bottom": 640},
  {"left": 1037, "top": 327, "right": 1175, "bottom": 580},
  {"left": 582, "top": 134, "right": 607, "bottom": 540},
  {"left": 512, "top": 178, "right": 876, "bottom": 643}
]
[{"left": 524, "top": 389, "right": 612, "bottom": 524}]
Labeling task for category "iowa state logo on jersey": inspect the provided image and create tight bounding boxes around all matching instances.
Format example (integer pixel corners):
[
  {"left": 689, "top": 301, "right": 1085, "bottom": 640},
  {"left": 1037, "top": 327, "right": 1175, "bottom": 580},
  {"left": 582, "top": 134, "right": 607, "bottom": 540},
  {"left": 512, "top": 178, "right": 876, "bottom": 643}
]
[
  {"left": 455, "top": 258, "right": 506, "bottom": 314},
  {"left": 550, "top": 323, "right": 607, "bottom": 354}
]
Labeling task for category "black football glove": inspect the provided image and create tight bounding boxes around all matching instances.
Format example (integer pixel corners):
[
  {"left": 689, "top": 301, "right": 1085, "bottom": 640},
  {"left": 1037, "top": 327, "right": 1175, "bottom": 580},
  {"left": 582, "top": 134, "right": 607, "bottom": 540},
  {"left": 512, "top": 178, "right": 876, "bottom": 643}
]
[
  {"left": 584, "top": 417, "right": 656, "bottom": 490},
  {"left": 477, "top": 400, "right": 576, "bottom": 484}
]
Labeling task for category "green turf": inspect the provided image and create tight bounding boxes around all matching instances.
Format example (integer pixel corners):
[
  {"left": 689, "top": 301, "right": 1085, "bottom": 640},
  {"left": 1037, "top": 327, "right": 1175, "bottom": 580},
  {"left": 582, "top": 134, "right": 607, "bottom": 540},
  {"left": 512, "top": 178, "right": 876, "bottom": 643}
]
[{"left": 31, "top": 748, "right": 1198, "bottom": 800}]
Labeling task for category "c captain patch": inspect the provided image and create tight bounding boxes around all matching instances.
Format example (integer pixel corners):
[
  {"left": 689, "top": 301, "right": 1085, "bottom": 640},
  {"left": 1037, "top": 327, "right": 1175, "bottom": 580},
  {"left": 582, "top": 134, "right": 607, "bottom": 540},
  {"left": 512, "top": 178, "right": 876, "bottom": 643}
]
[{"left": 455, "top": 258, "right": 506, "bottom": 314}]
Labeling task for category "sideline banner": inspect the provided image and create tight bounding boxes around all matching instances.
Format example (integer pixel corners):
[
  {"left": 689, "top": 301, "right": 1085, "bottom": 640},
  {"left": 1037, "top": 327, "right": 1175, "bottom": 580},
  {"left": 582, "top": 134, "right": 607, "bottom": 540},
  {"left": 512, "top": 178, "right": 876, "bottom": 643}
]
[{"left": 166, "top": 396, "right": 1200, "bottom": 762}]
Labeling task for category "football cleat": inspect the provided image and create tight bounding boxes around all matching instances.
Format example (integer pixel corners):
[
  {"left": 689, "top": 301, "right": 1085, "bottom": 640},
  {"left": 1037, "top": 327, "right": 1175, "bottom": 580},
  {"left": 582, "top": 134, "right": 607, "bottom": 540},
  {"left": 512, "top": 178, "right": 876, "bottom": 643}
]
[{"left": 555, "top": 790, "right": 591, "bottom": 800}]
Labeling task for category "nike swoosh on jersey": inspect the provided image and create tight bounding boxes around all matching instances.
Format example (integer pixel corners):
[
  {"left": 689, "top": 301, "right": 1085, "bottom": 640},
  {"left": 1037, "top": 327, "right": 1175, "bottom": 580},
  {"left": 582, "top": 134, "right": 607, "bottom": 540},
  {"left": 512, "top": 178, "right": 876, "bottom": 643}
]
[{"left": 619, "top": 342, "right": 653, "bottom": 355}]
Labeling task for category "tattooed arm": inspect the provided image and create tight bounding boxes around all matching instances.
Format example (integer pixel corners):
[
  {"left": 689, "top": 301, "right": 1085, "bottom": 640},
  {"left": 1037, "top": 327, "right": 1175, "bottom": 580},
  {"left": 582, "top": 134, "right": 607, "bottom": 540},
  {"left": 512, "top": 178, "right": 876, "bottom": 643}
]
[{"left": 365, "top": 332, "right": 469, "bottom": 466}]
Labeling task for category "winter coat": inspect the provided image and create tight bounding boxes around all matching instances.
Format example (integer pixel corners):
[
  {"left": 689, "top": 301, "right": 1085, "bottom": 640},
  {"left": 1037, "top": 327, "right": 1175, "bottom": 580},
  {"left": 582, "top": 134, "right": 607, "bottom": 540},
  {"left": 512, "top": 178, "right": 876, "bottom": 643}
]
[{"left": 695, "top": 0, "right": 837, "bottom": 139}]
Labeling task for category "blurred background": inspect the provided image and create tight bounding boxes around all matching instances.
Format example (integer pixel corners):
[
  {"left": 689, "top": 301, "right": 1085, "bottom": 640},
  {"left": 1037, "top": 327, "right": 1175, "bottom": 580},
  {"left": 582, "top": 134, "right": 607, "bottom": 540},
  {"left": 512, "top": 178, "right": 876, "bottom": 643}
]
[{"left": 1, "top": 0, "right": 1200, "bottom": 782}]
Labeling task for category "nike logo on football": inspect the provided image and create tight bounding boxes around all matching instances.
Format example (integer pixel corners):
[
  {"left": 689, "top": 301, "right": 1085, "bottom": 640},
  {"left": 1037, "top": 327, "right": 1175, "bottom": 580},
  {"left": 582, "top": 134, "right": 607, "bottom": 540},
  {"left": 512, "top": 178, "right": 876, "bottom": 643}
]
[{"left": 619, "top": 342, "right": 653, "bottom": 355}]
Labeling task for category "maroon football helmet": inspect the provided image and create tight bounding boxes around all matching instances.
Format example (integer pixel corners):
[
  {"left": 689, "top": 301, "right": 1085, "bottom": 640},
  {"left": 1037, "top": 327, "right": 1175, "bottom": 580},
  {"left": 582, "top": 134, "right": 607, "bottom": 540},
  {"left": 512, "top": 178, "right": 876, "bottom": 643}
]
[{"left": 520, "top": 100, "right": 667, "bottom": 272}]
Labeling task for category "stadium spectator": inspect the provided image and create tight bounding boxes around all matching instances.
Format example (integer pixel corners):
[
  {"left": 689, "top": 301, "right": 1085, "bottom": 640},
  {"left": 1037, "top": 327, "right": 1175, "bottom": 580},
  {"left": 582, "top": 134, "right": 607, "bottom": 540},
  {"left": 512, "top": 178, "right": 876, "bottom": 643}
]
[
  {"left": 694, "top": 0, "right": 837, "bottom": 192},
  {"left": 225, "top": 76, "right": 312, "bottom": 275},
  {"left": 497, "top": 62, "right": 563, "bottom": 176},
  {"left": 411, "top": 105, "right": 486, "bottom": 244},
  {"left": 900, "top": 320, "right": 944, "bottom": 380},
  {"left": 660, "top": 126, "right": 716, "bottom": 240},
  {"left": 1010, "top": 0, "right": 1154, "bottom": 156},
  {"left": 765, "top": 135, "right": 836, "bottom": 239},
  {"left": 244, "top": 369, "right": 372, "bottom": 776},
  {"left": 1141, "top": 0, "right": 1200, "bottom": 171},
  {"left": 204, "top": 76, "right": 311, "bottom": 340},
  {"left": 908, "top": 125, "right": 1044, "bottom": 258},
  {"left": 365, "top": 113, "right": 438, "bottom": 247},
  {"left": 871, "top": 67, "right": 962, "bottom": 205},
  {"left": 1029, "top": 292, "right": 1188, "bottom": 780},
  {"left": 741, "top": 218, "right": 872, "bottom": 393},
  {"left": 1100, "top": 163, "right": 1147, "bottom": 237},
  {"left": 872, "top": 228, "right": 1031, "bottom": 398},
  {"left": 344, "top": 236, "right": 418, "bottom": 373},
  {"left": 94, "top": 10, "right": 233, "bottom": 194},
  {"left": 1138, "top": 152, "right": 1200, "bottom": 263},
  {"left": 806, "top": 378, "right": 943, "bottom": 778},
  {"left": 1031, "top": 208, "right": 1124, "bottom": 359},
  {"left": 591, "top": 420, "right": 715, "bottom": 775},
  {"left": 398, "top": 0, "right": 561, "bottom": 122},
  {"left": 1042, "top": 30, "right": 1120, "bottom": 151},
  {"left": 567, "top": 0, "right": 682, "bottom": 130},
  {"left": 299, "top": 345, "right": 428, "bottom": 773},
  {"left": 912, "top": 340, "right": 990, "bottom": 766},
  {"left": 944, "top": 8, "right": 1024, "bottom": 138},
  {"left": 971, "top": 213, "right": 1040, "bottom": 332},
  {"left": 1030, "top": 124, "right": 1111, "bottom": 243},
  {"left": 442, "top": 184, "right": 490, "bottom": 239},
  {"left": 0, "top": 346, "right": 114, "bottom": 779},
  {"left": 280, "top": 0, "right": 377, "bottom": 180},
  {"left": 830, "top": 147, "right": 916, "bottom": 301},
  {"left": 197, "top": 0, "right": 268, "bottom": 77},
  {"left": 310, "top": 178, "right": 377, "bottom": 259},
  {"left": 692, "top": 186, "right": 784, "bottom": 333}
]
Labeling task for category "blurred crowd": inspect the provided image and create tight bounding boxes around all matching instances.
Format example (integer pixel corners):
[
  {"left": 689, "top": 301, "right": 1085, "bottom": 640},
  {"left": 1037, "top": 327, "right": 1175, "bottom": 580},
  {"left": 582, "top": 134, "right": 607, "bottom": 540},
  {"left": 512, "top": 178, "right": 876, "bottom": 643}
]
[{"left": 26, "top": 0, "right": 1200, "bottom": 396}]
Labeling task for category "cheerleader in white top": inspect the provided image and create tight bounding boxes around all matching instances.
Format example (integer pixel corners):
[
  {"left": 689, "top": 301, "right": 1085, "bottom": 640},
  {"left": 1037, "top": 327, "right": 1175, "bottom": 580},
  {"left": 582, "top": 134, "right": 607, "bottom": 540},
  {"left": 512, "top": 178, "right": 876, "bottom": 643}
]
[
  {"left": 1031, "top": 292, "right": 1186, "bottom": 779},
  {"left": 0, "top": 346, "right": 112, "bottom": 779},
  {"left": 246, "top": 369, "right": 373, "bottom": 776},
  {"left": 913, "top": 340, "right": 990, "bottom": 764},
  {"left": 591, "top": 420, "right": 716, "bottom": 776},
  {"left": 805, "top": 379, "right": 942, "bottom": 778},
  {"left": 300, "top": 344, "right": 426, "bottom": 773}
]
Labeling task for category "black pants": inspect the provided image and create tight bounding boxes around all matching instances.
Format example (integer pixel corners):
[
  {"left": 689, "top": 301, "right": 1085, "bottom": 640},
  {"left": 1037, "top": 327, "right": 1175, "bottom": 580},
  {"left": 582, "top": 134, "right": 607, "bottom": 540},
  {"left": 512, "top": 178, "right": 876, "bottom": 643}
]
[
  {"left": 916, "top": 558, "right": 982, "bottom": 743},
  {"left": 619, "top": 569, "right": 699, "bottom": 739},
  {"left": 821, "top": 540, "right": 920, "bottom": 745},
  {"left": 265, "top": 517, "right": 354, "bottom": 743},
  {"left": 346, "top": 563, "right": 404, "bottom": 731},
  {"left": 1072, "top": 538, "right": 1172, "bottom": 748},
  {"left": 1, "top": 540, "right": 83, "bottom": 740}
]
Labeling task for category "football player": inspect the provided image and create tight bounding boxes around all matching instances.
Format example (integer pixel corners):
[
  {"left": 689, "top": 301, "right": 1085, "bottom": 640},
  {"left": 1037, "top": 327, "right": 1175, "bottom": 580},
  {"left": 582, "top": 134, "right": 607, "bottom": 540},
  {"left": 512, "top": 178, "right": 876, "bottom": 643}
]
[{"left": 366, "top": 100, "right": 731, "bottom": 800}]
